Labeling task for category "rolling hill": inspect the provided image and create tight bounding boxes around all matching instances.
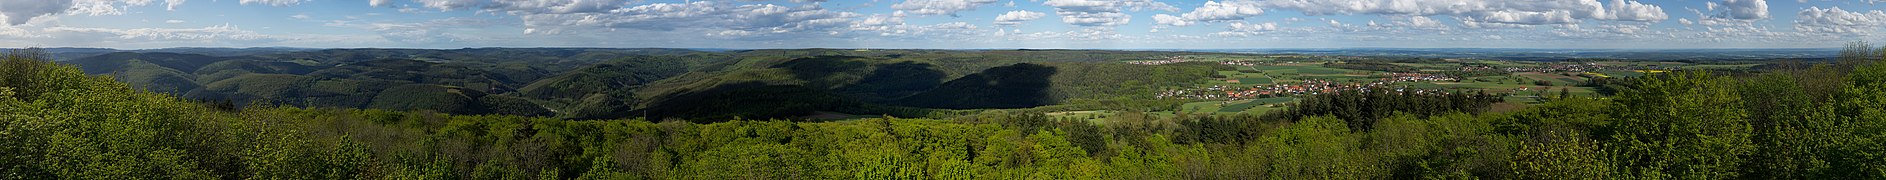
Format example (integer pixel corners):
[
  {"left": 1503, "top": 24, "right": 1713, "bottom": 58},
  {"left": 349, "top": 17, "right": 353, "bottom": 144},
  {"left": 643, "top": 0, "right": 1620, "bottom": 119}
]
[{"left": 50, "top": 48, "right": 1222, "bottom": 121}]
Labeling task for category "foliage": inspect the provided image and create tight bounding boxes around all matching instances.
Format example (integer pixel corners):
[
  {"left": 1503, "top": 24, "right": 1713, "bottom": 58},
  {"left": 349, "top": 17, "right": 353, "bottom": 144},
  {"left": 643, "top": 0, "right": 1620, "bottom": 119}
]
[
  {"left": 1276, "top": 88, "right": 1504, "bottom": 131},
  {"left": 1325, "top": 62, "right": 1417, "bottom": 72},
  {"left": 6, "top": 45, "right": 1886, "bottom": 179}
]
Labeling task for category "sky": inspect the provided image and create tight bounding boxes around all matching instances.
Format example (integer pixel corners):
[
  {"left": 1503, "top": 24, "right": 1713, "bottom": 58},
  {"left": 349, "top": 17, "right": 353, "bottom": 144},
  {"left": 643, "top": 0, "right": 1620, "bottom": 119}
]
[{"left": 1, "top": 0, "right": 1884, "bottom": 49}]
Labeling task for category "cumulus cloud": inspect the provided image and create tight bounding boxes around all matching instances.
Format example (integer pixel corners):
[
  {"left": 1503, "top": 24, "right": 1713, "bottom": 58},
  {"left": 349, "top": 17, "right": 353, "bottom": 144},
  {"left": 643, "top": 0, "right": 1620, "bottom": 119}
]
[
  {"left": 0, "top": 26, "right": 46, "bottom": 38},
  {"left": 892, "top": 0, "right": 1000, "bottom": 16},
  {"left": 994, "top": 10, "right": 1045, "bottom": 25},
  {"left": 356, "top": 17, "right": 497, "bottom": 43},
  {"left": 414, "top": 0, "right": 483, "bottom": 11},
  {"left": 1155, "top": 0, "right": 1264, "bottom": 26},
  {"left": 1389, "top": 16, "right": 1449, "bottom": 29},
  {"left": 1185, "top": 1, "right": 1263, "bottom": 23},
  {"left": 371, "top": 0, "right": 392, "bottom": 7},
  {"left": 848, "top": 12, "right": 986, "bottom": 38},
  {"left": 1043, "top": 0, "right": 1177, "bottom": 27},
  {"left": 398, "top": 0, "right": 649, "bottom": 14},
  {"left": 2, "top": 0, "right": 190, "bottom": 25},
  {"left": 1209, "top": 21, "right": 1279, "bottom": 37},
  {"left": 167, "top": 0, "right": 185, "bottom": 10},
  {"left": 239, "top": 0, "right": 302, "bottom": 6},
  {"left": 518, "top": 1, "right": 859, "bottom": 38},
  {"left": 43, "top": 24, "right": 273, "bottom": 41},
  {"left": 997, "top": 27, "right": 1124, "bottom": 41},
  {"left": 1255, "top": 0, "right": 1668, "bottom": 27},
  {"left": 0, "top": 23, "right": 402, "bottom": 48},
  {"left": 1228, "top": 21, "right": 1276, "bottom": 31},
  {"left": 1707, "top": 0, "right": 1767, "bottom": 20},
  {"left": 1603, "top": 0, "right": 1666, "bottom": 22},
  {"left": 0, "top": 0, "right": 73, "bottom": 25},
  {"left": 1794, "top": 6, "right": 1886, "bottom": 34},
  {"left": 69, "top": 0, "right": 155, "bottom": 16},
  {"left": 1152, "top": 14, "right": 1187, "bottom": 26}
]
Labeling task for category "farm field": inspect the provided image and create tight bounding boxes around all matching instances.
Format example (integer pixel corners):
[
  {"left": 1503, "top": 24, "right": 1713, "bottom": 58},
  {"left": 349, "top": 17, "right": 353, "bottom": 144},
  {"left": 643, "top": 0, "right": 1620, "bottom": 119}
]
[{"left": 1159, "top": 55, "right": 1761, "bottom": 117}]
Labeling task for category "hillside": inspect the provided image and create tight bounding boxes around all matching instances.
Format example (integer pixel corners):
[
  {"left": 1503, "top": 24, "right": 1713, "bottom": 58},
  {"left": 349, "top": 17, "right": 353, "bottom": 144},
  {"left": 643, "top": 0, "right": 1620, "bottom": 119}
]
[
  {"left": 5, "top": 46, "right": 1884, "bottom": 179},
  {"left": 46, "top": 48, "right": 1224, "bottom": 121}
]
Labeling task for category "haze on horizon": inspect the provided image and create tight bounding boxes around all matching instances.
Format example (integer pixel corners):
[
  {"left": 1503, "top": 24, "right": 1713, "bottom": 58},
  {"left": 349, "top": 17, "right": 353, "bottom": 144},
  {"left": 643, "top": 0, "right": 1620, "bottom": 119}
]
[{"left": 2, "top": 0, "right": 1885, "bottom": 49}]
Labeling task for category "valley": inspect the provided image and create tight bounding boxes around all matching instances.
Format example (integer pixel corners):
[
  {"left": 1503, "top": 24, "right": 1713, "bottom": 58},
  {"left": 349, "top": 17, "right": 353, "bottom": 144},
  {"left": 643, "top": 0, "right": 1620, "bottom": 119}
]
[{"left": 45, "top": 48, "right": 1775, "bottom": 123}]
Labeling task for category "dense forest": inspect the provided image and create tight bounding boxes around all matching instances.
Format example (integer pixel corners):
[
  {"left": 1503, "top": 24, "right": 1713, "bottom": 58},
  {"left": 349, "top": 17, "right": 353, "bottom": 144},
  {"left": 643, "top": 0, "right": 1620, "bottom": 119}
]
[
  {"left": 3, "top": 44, "right": 1885, "bottom": 179},
  {"left": 50, "top": 48, "right": 1218, "bottom": 121}
]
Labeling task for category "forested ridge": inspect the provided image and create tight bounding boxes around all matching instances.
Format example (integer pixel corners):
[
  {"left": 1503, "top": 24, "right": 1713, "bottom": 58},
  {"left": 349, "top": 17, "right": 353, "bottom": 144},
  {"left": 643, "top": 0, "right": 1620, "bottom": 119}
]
[
  {"left": 53, "top": 48, "right": 1219, "bottom": 121},
  {"left": 3, "top": 45, "right": 1886, "bottom": 179}
]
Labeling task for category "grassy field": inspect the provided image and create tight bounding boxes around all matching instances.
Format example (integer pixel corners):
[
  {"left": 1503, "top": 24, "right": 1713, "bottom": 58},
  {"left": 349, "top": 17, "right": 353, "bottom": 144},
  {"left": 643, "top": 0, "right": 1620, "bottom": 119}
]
[
  {"left": 1139, "top": 58, "right": 1741, "bottom": 120},
  {"left": 1596, "top": 70, "right": 1646, "bottom": 77},
  {"left": 1514, "top": 72, "right": 1585, "bottom": 86},
  {"left": 1683, "top": 64, "right": 1761, "bottom": 70},
  {"left": 1173, "top": 97, "right": 1294, "bottom": 115}
]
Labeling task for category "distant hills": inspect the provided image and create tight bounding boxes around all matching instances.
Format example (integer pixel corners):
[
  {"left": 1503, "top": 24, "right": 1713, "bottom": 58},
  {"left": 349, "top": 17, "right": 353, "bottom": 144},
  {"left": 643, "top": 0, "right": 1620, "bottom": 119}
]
[
  {"left": 28, "top": 47, "right": 1837, "bottom": 121},
  {"left": 34, "top": 48, "right": 1218, "bottom": 122},
  {"left": 1186, "top": 48, "right": 1840, "bottom": 61}
]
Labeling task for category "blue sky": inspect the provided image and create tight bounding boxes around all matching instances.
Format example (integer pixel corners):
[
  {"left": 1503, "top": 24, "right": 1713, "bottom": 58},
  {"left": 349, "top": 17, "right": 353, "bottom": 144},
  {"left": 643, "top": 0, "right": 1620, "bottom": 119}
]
[{"left": 1, "top": 0, "right": 1884, "bottom": 49}]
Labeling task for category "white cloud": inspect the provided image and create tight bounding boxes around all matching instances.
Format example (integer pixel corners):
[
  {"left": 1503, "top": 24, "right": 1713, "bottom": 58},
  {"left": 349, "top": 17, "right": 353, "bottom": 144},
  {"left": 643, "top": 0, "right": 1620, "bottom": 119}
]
[
  {"left": 239, "top": 0, "right": 301, "bottom": 6},
  {"left": 405, "top": 0, "right": 635, "bottom": 14},
  {"left": 361, "top": 17, "right": 496, "bottom": 43},
  {"left": 1209, "top": 21, "right": 1278, "bottom": 37},
  {"left": 1394, "top": 16, "right": 1448, "bottom": 29},
  {"left": 1228, "top": 21, "right": 1276, "bottom": 31},
  {"left": 1043, "top": 0, "right": 1177, "bottom": 27},
  {"left": 1155, "top": 0, "right": 1264, "bottom": 27},
  {"left": 0, "top": 0, "right": 73, "bottom": 25},
  {"left": 519, "top": 2, "right": 859, "bottom": 39},
  {"left": 291, "top": 14, "right": 311, "bottom": 20},
  {"left": 1794, "top": 6, "right": 1886, "bottom": 34},
  {"left": 165, "top": 19, "right": 184, "bottom": 23},
  {"left": 166, "top": 0, "right": 185, "bottom": 10},
  {"left": 371, "top": 0, "right": 391, "bottom": 7},
  {"left": 496, "top": 0, "right": 634, "bottom": 14},
  {"left": 1060, "top": 11, "right": 1131, "bottom": 26},
  {"left": 1152, "top": 14, "right": 1187, "bottom": 26},
  {"left": 852, "top": 14, "right": 904, "bottom": 31},
  {"left": 1459, "top": 17, "right": 1534, "bottom": 29},
  {"left": 1475, "top": 10, "right": 1578, "bottom": 25},
  {"left": 1256, "top": 0, "right": 1668, "bottom": 26},
  {"left": 43, "top": 24, "right": 272, "bottom": 41},
  {"left": 414, "top": 0, "right": 481, "bottom": 11},
  {"left": 892, "top": 0, "right": 1000, "bottom": 16},
  {"left": 1180, "top": 1, "right": 1263, "bottom": 22},
  {"left": 0, "top": 26, "right": 48, "bottom": 38},
  {"left": 69, "top": 0, "right": 153, "bottom": 16},
  {"left": 930, "top": 22, "right": 977, "bottom": 29},
  {"left": 1604, "top": 0, "right": 1666, "bottom": 22},
  {"left": 2, "top": 0, "right": 187, "bottom": 25},
  {"left": 994, "top": 10, "right": 1045, "bottom": 25},
  {"left": 1707, "top": 0, "right": 1768, "bottom": 20},
  {"left": 850, "top": 15, "right": 987, "bottom": 38}
]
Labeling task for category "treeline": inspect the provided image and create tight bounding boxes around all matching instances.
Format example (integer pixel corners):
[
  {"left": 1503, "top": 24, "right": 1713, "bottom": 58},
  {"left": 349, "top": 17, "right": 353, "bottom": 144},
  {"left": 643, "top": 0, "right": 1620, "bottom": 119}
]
[
  {"left": 3, "top": 45, "right": 1886, "bottom": 179},
  {"left": 1324, "top": 62, "right": 1417, "bottom": 72},
  {"left": 1271, "top": 89, "right": 1505, "bottom": 131}
]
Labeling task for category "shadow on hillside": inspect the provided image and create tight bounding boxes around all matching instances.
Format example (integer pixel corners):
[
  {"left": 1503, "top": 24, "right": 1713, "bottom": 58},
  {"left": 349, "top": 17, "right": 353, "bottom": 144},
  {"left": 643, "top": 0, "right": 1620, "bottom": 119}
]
[
  {"left": 895, "top": 63, "right": 1057, "bottom": 109},
  {"left": 836, "top": 61, "right": 947, "bottom": 102},
  {"left": 773, "top": 56, "right": 871, "bottom": 82},
  {"left": 636, "top": 82, "right": 851, "bottom": 123}
]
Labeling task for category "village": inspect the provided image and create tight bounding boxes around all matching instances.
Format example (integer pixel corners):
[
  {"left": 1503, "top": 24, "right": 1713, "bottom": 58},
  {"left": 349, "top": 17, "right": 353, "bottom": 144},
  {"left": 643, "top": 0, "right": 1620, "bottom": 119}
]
[
  {"left": 1158, "top": 73, "right": 1460, "bottom": 101},
  {"left": 1458, "top": 62, "right": 1670, "bottom": 73}
]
